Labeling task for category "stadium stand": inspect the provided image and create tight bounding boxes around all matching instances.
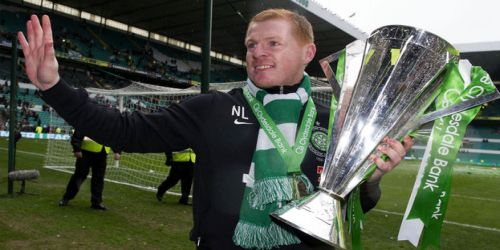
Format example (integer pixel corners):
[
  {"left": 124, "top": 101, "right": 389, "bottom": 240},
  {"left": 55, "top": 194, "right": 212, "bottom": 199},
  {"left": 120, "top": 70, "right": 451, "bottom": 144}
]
[
  {"left": 0, "top": 6, "right": 246, "bottom": 87},
  {"left": 0, "top": 2, "right": 245, "bottom": 135}
]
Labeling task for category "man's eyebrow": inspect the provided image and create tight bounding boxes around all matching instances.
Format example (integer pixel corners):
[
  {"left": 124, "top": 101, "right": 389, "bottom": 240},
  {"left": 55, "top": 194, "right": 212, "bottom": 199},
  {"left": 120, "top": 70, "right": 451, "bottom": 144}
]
[{"left": 245, "top": 36, "right": 281, "bottom": 44}]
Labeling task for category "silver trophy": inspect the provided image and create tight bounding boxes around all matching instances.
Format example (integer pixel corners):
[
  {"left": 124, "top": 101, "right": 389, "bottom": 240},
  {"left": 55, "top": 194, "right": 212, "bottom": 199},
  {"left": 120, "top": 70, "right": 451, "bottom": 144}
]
[{"left": 272, "top": 25, "right": 500, "bottom": 249}]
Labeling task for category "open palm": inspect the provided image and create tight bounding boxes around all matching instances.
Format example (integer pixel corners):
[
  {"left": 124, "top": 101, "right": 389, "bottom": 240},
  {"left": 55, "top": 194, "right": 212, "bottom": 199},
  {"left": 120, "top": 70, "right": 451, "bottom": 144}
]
[{"left": 17, "top": 15, "right": 60, "bottom": 90}]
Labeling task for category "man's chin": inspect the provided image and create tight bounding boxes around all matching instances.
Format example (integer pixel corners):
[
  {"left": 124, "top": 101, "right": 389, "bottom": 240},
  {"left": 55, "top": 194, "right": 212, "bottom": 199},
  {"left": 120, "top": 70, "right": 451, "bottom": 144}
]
[{"left": 252, "top": 79, "right": 280, "bottom": 88}]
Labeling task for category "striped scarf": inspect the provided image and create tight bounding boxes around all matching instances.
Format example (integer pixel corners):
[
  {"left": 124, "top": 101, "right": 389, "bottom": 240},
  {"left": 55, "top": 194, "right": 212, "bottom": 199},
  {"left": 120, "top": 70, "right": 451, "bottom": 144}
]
[{"left": 232, "top": 75, "right": 314, "bottom": 249}]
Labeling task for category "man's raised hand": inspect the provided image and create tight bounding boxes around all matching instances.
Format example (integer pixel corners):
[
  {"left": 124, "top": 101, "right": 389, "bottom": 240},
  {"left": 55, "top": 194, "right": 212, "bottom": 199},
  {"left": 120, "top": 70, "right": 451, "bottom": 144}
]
[{"left": 17, "top": 15, "right": 60, "bottom": 91}]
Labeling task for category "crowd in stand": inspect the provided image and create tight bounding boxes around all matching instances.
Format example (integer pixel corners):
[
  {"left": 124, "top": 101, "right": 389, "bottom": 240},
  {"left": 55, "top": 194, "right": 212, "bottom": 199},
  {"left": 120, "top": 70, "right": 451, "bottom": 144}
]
[
  {"left": 0, "top": 76, "right": 161, "bottom": 133},
  {"left": 0, "top": 80, "right": 45, "bottom": 131},
  {"left": 50, "top": 21, "right": 193, "bottom": 83},
  {"left": 1, "top": 9, "right": 247, "bottom": 85}
]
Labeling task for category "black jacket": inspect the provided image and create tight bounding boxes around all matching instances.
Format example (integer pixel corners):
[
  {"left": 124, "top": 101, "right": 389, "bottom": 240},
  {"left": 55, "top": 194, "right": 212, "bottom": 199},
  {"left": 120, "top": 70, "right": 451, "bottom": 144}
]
[{"left": 41, "top": 80, "right": 381, "bottom": 249}]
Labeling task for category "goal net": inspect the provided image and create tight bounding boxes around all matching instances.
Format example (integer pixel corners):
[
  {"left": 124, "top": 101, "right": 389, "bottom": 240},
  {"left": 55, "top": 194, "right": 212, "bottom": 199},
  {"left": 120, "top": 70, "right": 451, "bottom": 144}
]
[{"left": 44, "top": 79, "right": 335, "bottom": 192}]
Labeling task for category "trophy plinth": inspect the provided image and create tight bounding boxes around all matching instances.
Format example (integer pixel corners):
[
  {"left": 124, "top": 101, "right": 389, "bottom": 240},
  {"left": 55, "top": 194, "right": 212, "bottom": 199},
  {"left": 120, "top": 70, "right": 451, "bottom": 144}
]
[{"left": 273, "top": 191, "right": 346, "bottom": 249}]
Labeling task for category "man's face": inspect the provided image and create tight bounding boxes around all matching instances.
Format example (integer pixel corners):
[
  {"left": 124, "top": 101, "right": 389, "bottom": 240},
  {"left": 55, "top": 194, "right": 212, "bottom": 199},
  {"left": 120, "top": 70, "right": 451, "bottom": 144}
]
[{"left": 245, "top": 19, "right": 316, "bottom": 88}]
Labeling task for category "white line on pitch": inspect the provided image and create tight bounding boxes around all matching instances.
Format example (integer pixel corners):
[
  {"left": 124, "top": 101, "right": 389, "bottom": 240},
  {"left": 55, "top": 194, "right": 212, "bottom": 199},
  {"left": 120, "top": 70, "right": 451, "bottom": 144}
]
[
  {"left": 452, "top": 194, "right": 500, "bottom": 203},
  {"left": 382, "top": 185, "right": 500, "bottom": 203},
  {"left": 373, "top": 209, "right": 500, "bottom": 233},
  {"left": 0, "top": 147, "right": 46, "bottom": 157}
]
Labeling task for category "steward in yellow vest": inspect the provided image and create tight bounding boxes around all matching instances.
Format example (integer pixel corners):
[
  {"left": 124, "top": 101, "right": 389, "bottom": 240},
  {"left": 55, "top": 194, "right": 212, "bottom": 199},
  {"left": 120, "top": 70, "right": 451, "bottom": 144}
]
[
  {"left": 168, "top": 148, "right": 196, "bottom": 166},
  {"left": 59, "top": 130, "right": 120, "bottom": 210},
  {"left": 79, "top": 136, "right": 111, "bottom": 154},
  {"left": 157, "top": 148, "right": 196, "bottom": 204}
]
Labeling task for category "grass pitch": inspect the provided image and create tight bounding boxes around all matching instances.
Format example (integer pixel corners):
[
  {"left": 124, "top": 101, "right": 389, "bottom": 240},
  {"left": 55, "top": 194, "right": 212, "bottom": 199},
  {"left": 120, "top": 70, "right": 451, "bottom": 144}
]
[{"left": 0, "top": 138, "right": 499, "bottom": 249}]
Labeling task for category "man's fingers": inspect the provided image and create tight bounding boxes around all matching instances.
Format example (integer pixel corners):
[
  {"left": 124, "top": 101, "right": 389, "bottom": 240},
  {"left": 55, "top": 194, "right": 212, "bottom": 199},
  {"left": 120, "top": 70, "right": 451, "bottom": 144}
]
[
  {"left": 26, "top": 20, "right": 35, "bottom": 50},
  {"left": 17, "top": 32, "right": 30, "bottom": 58},
  {"left": 403, "top": 135, "right": 414, "bottom": 151},
  {"left": 377, "top": 143, "right": 402, "bottom": 165},
  {"left": 370, "top": 136, "right": 413, "bottom": 181},
  {"left": 385, "top": 137, "right": 406, "bottom": 158},
  {"left": 371, "top": 155, "right": 389, "bottom": 173},
  {"left": 32, "top": 15, "right": 44, "bottom": 48},
  {"left": 31, "top": 15, "right": 43, "bottom": 49},
  {"left": 42, "top": 15, "right": 53, "bottom": 45},
  {"left": 42, "top": 15, "right": 56, "bottom": 65},
  {"left": 43, "top": 43, "right": 55, "bottom": 62}
]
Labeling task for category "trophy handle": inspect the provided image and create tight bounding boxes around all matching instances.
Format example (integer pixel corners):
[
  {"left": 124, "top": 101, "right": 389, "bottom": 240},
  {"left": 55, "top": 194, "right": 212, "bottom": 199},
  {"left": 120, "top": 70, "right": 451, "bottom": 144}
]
[
  {"left": 417, "top": 90, "right": 500, "bottom": 126},
  {"left": 319, "top": 51, "right": 343, "bottom": 101}
]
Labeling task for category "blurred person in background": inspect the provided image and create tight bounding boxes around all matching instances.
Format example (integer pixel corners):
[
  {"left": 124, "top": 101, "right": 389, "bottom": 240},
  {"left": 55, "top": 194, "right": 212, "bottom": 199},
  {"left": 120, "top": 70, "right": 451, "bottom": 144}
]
[
  {"left": 156, "top": 148, "right": 196, "bottom": 205},
  {"left": 58, "top": 130, "right": 121, "bottom": 210}
]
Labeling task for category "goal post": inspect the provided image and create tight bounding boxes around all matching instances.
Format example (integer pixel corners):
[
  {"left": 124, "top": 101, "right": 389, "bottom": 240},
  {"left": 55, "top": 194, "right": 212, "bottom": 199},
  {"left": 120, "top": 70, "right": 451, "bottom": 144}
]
[{"left": 44, "top": 81, "right": 201, "bottom": 192}]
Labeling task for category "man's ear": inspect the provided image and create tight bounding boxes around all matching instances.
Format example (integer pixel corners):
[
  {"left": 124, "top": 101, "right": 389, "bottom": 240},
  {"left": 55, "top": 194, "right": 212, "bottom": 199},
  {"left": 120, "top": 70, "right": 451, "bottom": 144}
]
[{"left": 303, "top": 43, "right": 317, "bottom": 65}]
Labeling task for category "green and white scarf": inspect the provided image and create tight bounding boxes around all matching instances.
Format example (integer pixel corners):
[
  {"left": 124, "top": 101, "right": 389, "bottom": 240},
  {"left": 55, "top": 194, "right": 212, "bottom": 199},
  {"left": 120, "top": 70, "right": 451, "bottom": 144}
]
[{"left": 232, "top": 74, "right": 316, "bottom": 249}]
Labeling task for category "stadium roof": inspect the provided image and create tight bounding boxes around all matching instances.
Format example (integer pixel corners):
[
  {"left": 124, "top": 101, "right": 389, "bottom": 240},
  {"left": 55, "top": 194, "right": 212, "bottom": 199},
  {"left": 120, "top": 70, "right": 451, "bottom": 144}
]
[
  {"left": 29, "top": 0, "right": 360, "bottom": 78},
  {"left": 10, "top": 0, "right": 499, "bottom": 81}
]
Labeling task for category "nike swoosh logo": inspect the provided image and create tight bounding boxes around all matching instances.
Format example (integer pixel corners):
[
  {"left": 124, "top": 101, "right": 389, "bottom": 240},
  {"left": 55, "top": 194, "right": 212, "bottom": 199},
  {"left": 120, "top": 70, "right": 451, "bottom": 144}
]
[{"left": 234, "top": 119, "right": 253, "bottom": 125}]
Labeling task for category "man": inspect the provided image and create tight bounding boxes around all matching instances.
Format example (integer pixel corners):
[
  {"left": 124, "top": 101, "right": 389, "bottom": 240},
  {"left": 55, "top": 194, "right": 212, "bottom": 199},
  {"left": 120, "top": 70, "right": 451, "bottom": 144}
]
[
  {"left": 156, "top": 148, "right": 196, "bottom": 205},
  {"left": 59, "top": 130, "right": 121, "bottom": 210},
  {"left": 18, "top": 9, "right": 412, "bottom": 249}
]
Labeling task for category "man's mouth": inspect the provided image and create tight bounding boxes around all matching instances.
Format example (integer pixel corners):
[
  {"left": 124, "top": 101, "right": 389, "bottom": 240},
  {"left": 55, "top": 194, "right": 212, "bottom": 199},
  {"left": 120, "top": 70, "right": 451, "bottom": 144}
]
[{"left": 255, "top": 65, "right": 273, "bottom": 70}]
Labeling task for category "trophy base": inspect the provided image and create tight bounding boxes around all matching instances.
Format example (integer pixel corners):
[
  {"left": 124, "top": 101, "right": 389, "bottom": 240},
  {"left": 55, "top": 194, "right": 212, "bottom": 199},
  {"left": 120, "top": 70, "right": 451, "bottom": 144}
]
[{"left": 271, "top": 191, "right": 346, "bottom": 249}]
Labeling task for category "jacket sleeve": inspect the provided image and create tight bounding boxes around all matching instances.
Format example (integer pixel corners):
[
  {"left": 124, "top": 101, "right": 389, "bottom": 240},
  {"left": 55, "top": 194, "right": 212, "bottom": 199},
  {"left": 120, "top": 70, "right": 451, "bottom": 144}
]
[
  {"left": 40, "top": 79, "right": 212, "bottom": 154},
  {"left": 359, "top": 179, "right": 382, "bottom": 213},
  {"left": 70, "top": 130, "right": 83, "bottom": 152}
]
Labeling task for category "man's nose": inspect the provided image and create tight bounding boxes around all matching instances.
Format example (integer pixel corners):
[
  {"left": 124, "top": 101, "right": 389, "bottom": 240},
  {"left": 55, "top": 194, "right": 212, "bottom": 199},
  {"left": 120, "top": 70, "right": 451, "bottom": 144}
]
[{"left": 252, "top": 43, "right": 268, "bottom": 57}]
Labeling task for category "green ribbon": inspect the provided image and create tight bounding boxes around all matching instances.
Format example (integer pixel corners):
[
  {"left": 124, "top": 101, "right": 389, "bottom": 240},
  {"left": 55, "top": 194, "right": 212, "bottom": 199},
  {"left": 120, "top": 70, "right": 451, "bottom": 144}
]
[
  {"left": 243, "top": 88, "right": 317, "bottom": 174},
  {"left": 348, "top": 186, "right": 364, "bottom": 250},
  {"left": 404, "top": 62, "right": 496, "bottom": 249}
]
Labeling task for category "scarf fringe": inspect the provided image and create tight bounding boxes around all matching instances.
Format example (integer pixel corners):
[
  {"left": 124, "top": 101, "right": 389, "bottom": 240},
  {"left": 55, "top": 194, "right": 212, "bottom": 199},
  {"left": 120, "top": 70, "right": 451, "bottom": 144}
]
[
  {"left": 298, "top": 174, "right": 315, "bottom": 194},
  {"left": 248, "top": 174, "right": 315, "bottom": 209},
  {"left": 248, "top": 177, "right": 293, "bottom": 210},
  {"left": 232, "top": 220, "right": 301, "bottom": 249}
]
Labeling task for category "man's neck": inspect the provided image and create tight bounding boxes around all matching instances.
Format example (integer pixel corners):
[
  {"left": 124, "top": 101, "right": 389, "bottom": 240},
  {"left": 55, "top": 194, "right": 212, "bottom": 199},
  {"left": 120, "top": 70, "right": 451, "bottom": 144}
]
[{"left": 263, "top": 83, "right": 300, "bottom": 94}]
